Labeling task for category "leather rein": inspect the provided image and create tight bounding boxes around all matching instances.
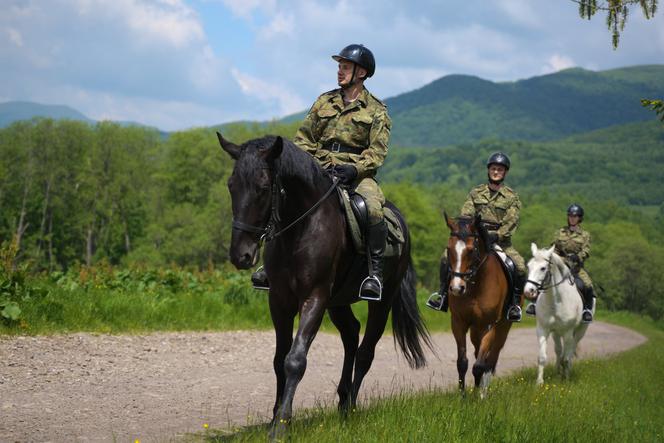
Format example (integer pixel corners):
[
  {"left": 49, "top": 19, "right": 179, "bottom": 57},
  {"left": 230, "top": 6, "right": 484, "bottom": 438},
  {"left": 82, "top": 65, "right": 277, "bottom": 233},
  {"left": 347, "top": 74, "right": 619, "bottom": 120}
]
[
  {"left": 526, "top": 258, "right": 574, "bottom": 293},
  {"left": 447, "top": 231, "right": 489, "bottom": 284},
  {"left": 231, "top": 168, "right": 339, "bottom": 244}
]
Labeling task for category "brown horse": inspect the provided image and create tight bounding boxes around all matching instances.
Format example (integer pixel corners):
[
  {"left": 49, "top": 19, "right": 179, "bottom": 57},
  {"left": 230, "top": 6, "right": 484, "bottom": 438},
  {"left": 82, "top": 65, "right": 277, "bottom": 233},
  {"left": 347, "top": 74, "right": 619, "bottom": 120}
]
[{"left": 443, "top": 214, "right": 516, "bottom": 398}]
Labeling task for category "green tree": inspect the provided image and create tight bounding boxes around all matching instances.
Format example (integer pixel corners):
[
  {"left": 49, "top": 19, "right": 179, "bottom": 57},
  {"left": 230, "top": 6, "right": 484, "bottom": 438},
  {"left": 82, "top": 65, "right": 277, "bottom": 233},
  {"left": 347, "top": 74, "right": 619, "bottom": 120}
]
[{"left": 575, "top": 0, "right": 658, "bottom": 48}]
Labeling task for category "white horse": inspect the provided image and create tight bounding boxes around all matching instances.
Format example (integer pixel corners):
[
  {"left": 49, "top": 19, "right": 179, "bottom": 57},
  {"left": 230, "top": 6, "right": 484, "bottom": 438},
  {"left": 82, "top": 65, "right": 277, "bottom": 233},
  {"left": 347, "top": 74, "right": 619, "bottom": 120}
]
[{"left": 523, "top": 243, "right": 594, "bottom": 385}]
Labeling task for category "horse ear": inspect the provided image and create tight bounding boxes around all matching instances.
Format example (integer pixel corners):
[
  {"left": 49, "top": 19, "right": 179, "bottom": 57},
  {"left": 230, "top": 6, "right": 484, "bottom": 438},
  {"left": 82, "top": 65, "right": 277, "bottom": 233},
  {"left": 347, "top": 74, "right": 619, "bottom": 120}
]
[
  {"left": 531, "top": 242, "right": 538, "bottom": 257},
  {"left": 546, "top": 245, "right": 555, "bottom": 256},
  {"left": 260, "top": 136, "right": 284, "bottom": 164},
  {"left": 217, "top": 132, "right": 241, "bottom": 160},
  {"left": 443, "top": 211, "right": 454, "bottom": 230}
]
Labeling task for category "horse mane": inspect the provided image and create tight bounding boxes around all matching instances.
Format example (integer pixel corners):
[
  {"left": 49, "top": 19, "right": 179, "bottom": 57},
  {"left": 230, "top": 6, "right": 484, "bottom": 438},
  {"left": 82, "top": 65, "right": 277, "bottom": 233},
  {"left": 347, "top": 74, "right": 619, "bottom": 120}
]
[
  {"left": 548, "top": 250, "right": 569, "bottom": 275},
  {"left": 241, "top": 136, "right": 330, "bottom": 189}
]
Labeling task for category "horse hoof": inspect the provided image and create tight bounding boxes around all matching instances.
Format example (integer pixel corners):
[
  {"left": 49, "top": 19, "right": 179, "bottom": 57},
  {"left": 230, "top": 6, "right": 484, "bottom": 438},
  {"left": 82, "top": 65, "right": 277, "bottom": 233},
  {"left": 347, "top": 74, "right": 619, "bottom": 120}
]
[{"left": 269, "top": 419, "right": 289, "bottom": 442}]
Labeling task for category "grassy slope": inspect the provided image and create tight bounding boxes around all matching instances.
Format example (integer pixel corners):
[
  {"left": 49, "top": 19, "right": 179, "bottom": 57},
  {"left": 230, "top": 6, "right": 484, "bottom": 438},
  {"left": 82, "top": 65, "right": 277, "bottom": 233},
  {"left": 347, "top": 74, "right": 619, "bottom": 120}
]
[{"left": 204, "top": 312, "right": 663, "bottom": 442}]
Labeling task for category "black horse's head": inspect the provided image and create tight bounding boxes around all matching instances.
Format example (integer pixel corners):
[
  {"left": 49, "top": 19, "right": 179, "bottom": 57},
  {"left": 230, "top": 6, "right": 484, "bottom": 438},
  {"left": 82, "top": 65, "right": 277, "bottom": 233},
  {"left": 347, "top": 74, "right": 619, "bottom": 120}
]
[{"left": 217, "top": 132, "right": 283, "bottom": 269}]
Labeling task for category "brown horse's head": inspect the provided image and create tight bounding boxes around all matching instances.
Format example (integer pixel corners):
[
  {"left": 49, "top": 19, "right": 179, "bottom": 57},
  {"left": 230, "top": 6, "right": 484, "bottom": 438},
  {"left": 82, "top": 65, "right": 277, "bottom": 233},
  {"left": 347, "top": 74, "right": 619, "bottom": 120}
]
[
  {"left": 445, "top": 213, "right": 482, "bottom": 297},
  {"left": 217, "top": 132, "right": 283, "bottom": 269}
]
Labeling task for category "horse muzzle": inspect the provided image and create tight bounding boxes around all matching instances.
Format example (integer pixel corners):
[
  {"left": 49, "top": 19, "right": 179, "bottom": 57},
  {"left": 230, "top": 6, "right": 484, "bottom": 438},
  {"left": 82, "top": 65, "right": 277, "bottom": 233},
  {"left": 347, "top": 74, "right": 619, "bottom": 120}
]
[
  {"left": 449, "top": 277, "right": 467, "bottom": 297},
  {"left": 230, "top": 242, "right": 260, "bottom": 270},
  {"left": 523, "top": 284, "right": 539, "bottom": 300}
]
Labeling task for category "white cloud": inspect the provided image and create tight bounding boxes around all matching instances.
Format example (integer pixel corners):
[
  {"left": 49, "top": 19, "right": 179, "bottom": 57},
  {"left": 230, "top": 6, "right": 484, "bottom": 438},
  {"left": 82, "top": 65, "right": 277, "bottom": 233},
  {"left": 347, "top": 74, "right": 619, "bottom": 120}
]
[
  {"left": 6, "top": 28, "right": 23, "bottom": 47},
  {"left": 542, "top": 54, "right": 576, "bottom": 74},
  {"left": 220, "top": 0, "right": 276, "bottom": 19},
  {"left": 258, "top": 12, "right": 295, "bottom": 40},
  {"left": 496, "top": 0, "right": 542, "bottom": 28},
  {"left": 231, "top": 68, "right": 306, "bottom": 117}
]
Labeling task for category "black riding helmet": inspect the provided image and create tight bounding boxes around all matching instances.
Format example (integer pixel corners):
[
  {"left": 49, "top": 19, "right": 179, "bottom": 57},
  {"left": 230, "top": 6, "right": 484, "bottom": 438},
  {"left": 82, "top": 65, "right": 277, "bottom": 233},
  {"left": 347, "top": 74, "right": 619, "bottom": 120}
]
[
  {"left": 486, "top": 152, "right": 511, "bottom": 170},
  {"left": 332, "top": 44, "right": 375, "bottom": 78},
  {"left": 567, "top": 203, "right": 584, "bottom": 219}
]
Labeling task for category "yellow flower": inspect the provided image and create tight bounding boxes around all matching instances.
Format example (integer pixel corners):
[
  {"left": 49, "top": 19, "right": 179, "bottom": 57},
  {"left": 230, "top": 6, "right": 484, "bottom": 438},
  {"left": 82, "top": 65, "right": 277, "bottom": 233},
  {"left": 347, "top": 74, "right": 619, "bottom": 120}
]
[{"left": 203, "top": 423, "right": 209, "bottom": 429}]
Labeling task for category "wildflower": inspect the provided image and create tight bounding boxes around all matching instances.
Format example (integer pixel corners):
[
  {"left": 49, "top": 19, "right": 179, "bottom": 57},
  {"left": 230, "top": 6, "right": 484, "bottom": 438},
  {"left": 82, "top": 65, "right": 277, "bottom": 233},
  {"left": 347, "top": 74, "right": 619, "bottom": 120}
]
[{"left": 203, "top": 423, "right": 209, "bottom": 429}]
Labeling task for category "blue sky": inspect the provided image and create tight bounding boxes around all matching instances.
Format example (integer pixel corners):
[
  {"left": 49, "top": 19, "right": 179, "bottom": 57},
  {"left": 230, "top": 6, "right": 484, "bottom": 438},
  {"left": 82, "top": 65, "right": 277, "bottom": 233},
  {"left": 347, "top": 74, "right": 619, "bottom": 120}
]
[{"left": 1, "top": 0, "right": 662, "bottom": 131}]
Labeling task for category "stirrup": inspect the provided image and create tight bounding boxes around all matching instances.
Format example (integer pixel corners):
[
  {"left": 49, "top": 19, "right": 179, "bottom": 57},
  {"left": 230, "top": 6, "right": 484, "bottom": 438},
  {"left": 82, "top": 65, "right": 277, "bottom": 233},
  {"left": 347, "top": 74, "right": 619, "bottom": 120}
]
[
  {"left": 525, "top": 303, "right": 536, "bottom": 316},
  {"left": 426, "top": 292, "right": 447, "bottom": 312},
  {"left": 581, "top": 309, "right": 593, "bottom": 323},
  {"left": 359, "top": 275, "right": 382, "bottom": 301},
  {"left": 507, "top": 305, "right": 522, "bottom": 322},
  {"left": 251, "top": 266, "right": 269, "bottom": 291}
]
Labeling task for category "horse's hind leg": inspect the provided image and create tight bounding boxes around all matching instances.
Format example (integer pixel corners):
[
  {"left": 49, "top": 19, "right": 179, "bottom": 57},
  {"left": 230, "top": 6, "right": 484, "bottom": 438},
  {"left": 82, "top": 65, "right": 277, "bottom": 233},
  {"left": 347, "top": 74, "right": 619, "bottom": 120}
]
[
  {"left": 350, "top": 300, "right": 391, "bottom": 406},
  {"left": 472, "top": 326, "right": 498, "bottom": 398},
  {"left": 561, "top": 331, "right": 576, "bottom": 380},
  {"left": 328, "top": 305, "right": 361, "bottom": 413},
  {"left": 553, "top": 333, "right": 563, "bottom": 376}
]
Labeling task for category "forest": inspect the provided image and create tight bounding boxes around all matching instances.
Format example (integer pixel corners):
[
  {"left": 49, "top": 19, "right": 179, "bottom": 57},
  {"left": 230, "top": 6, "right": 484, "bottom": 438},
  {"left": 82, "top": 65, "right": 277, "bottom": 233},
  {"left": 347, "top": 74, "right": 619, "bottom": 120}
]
[{"left": 0, "top": 117, "right": 662, "bottom": 323}]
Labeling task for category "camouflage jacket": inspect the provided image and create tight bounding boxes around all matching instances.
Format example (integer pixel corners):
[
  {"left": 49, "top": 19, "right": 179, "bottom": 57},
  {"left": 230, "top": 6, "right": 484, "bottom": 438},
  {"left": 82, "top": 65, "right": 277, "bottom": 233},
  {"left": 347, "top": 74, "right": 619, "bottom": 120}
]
[
  {"left": 460, "top": 183, "right": 521, "bottom": 246},
  {"left": 293, "top": 87, "right": 391, "bottom": 180},
  {"left": 552, "top": 226, "right": 591, "bottom": 266}
]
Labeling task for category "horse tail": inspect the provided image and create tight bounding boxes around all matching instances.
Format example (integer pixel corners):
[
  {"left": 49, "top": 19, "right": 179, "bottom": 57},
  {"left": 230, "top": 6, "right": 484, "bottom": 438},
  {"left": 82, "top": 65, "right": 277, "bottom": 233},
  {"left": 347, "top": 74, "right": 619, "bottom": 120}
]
[{"left": 391, "top": 250, "right": 434, "bottom": 369}]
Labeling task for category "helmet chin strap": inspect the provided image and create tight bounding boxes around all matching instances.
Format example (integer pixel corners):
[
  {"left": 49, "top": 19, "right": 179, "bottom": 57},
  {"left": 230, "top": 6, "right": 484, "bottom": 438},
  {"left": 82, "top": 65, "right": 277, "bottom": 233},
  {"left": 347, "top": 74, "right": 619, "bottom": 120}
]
[{"left": 342, "top": 64, "right": 364, "bottom": 89}]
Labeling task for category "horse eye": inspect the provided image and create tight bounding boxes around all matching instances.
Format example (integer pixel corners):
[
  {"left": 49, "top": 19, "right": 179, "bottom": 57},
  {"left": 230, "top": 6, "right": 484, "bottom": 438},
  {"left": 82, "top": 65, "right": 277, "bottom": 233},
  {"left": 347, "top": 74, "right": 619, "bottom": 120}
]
[{"left": 540, "top": 267, "right": 545, "bottom": 271}]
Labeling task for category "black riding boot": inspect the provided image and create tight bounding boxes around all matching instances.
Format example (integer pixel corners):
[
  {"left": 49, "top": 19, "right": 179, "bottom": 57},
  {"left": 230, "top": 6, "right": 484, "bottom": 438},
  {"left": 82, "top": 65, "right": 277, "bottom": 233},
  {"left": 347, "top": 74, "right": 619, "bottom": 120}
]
[
  {"left": 581, "top": 286, "right": 595, "bottom": 323},
  {"left": 507, "top": 273, "right": 524, "bottom": 322},
  {"left": 251, "top": 266, "right": 269, "bottom": 290},
  {"left": 359, "top": 221, "right": 387, "bottom": 301},
  {"left": 426, "top": 264, "right": 449, "bottom": 312}
]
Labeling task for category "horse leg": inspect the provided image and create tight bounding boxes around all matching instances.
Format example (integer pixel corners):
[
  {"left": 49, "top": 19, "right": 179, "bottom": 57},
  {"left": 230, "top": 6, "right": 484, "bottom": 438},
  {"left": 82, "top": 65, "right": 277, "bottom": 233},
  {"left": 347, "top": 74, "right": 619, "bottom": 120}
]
[
  {"left": 269, "top": 295, "right": 296, "bottom": 421},
  {"left": 473, "top": 326, "right": 497, "bottom": 399},
  {"left": 553, "top": 333, "right": 563, "bottom": 376},
  {"left": 270, "top": 289, "right": 327, "bottom": 440},
  {"left": 536, "top": 327, "right": 549, "bottom": 385},
  {"left": 561, "top": 331, "right": 576, "bottom": 380},
  {"left": 328, "top": 305, "right": 360, "bottom": 414},
  {"left": 451, "top": 316, "right": 469, "bottom": 393},
  {"left": 350, "top": 299, "right": 391, "bottom": 407}
]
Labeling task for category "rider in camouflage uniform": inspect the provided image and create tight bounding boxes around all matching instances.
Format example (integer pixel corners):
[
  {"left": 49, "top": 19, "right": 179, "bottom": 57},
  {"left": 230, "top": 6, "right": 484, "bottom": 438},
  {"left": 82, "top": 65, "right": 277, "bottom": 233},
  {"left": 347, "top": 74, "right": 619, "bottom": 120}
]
[
  {"left": 252, "top": 44, "right": 391, "bottom": 301},
  {"left": 427, "top": 152, "right": 525, "bottom": 322},
  {"left": 525, "top": 204, "right": 595, "bottom": 322}
]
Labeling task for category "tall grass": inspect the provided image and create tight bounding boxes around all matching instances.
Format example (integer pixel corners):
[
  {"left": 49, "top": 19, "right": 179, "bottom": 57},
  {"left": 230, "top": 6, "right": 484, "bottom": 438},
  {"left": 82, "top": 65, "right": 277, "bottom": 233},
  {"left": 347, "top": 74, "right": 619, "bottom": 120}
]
[{"left": 204, "top": 312, "right": 663, "bottom": 442}]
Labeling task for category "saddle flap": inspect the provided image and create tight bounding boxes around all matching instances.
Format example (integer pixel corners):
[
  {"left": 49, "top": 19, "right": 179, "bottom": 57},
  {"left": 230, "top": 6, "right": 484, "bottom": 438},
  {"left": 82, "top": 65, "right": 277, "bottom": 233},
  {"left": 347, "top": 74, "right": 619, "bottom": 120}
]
[{"left": 338, "top": 188, "right": 404, "bottom": 256}]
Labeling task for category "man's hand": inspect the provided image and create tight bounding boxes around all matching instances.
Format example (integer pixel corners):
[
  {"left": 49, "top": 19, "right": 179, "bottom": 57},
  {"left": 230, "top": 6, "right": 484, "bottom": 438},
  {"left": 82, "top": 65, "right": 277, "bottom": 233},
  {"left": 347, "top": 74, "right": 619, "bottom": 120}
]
[
  {"left": 567, "top": 253, "right": 580, "bottom": 264},
  {"left": 331, "top": 164, "right": 358, "bottom": 185}
]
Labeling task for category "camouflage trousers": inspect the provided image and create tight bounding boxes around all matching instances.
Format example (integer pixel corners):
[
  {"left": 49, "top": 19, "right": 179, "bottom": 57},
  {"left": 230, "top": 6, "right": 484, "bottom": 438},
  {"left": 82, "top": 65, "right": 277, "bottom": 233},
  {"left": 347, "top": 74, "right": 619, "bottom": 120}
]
[
  {"left": 575, "top": 267, "right": 593, "bottom": 289},
  {"left": 502, "top": 245, "right": 526, "bottom": 277},
  {"left": 354, "top": 177, "right": 385, "bottom": 225}
]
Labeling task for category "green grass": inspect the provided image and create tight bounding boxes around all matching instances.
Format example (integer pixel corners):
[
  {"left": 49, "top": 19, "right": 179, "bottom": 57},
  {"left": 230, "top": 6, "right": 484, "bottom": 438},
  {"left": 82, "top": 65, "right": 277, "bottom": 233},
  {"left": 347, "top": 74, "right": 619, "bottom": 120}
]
[{"left": 200, "top": 312, "right": 663, "bottom": 442}]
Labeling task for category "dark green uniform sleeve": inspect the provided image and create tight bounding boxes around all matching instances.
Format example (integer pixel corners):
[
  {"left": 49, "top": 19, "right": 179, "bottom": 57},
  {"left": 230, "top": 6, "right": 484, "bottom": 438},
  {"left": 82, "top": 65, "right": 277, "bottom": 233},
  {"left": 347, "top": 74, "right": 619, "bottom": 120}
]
[
  {"left": 293, "top": 97, "right": 329, "bottom": 162},
  {"left": 579, "top": 231, "right": 591, "bottom": 262},
  {"left": 460, "top": 191, "right": 476, "bottom": 217},
  {"left": 356, "top": 109, "right": 391, "bottom": 179},
  {"left": 497, "top": 194, "right": 520, "bottom": 243}
]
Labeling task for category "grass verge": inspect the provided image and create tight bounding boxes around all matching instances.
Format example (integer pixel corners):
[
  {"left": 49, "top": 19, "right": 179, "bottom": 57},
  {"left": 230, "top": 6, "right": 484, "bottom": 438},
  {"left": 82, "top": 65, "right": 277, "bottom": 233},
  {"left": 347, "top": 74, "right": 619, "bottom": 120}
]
[{"left": 199, "top": 312, "right": 662, "bottom": 442}]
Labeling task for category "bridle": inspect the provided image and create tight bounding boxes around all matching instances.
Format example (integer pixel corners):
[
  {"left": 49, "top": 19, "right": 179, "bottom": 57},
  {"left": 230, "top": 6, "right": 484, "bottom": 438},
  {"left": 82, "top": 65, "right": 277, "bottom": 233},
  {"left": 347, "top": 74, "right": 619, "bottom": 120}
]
[
  {"left": 526, "top": 258, "right": 574, "bottom": 293},
  {"left": 447, "top": 230, "right": 488, "bottom": 284},
  {"left": 231, "top": 167, "right": 339, "bottom": 244}
]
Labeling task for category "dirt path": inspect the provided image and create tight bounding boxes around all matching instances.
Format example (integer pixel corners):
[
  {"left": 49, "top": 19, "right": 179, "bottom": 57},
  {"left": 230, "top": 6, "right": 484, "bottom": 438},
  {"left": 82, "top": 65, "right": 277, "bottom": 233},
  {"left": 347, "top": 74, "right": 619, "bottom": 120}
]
[{"left": 0, "top": 322, "right": 645, "bottom": 442}]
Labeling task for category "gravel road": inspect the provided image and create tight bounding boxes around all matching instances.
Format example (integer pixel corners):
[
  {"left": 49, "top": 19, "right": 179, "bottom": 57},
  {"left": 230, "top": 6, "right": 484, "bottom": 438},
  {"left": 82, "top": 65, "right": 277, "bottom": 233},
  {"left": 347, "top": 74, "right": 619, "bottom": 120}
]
[{"left": 0, "top": 322, "right": 645, "bottom": 442}]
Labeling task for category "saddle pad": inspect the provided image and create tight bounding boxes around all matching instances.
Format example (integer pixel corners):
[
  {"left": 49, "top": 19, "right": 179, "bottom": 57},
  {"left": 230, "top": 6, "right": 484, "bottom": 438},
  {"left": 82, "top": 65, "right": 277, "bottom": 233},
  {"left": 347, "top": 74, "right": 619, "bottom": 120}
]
[{"left": 339, "top": 188, "right": 404, "bottom": 257}]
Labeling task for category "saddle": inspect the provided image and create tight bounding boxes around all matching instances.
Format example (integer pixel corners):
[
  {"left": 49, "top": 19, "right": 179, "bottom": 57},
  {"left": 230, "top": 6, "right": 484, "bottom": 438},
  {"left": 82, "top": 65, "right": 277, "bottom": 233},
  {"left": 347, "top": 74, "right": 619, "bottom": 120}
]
[
  {"left": 491, "top": 245, "right": 517, "bottom": 314},
  {"left": 337, "top": 188, "right": 405, "bottom": 257}
]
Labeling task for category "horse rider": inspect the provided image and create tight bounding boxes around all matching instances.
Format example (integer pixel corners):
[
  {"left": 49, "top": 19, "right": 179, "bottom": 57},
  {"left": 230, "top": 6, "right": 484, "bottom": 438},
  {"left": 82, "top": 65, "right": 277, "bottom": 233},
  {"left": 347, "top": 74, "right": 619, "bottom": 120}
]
[
  {"left": 251, "top": 43, "right": 392, "bottom": 301},
  {"left": 427, "top": 152, "right": 525, "bottom": 322},
  {"left": 525, "top": 204, "right": 595, "bottom": 323}
]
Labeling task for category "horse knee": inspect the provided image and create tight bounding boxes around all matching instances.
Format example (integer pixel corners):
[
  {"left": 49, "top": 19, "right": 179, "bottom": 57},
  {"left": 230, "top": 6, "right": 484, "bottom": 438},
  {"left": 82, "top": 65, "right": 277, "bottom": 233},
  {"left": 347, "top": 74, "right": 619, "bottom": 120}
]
[{"left": 284, "top": 351, "right": 307, "bottom": 379}]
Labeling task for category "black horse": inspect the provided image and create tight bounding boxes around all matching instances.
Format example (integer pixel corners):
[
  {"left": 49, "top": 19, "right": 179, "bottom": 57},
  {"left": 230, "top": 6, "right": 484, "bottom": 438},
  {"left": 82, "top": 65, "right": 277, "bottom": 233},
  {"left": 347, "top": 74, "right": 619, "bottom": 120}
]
[{"left": 217, "top": 133, "right": 431, "bottom": 437}]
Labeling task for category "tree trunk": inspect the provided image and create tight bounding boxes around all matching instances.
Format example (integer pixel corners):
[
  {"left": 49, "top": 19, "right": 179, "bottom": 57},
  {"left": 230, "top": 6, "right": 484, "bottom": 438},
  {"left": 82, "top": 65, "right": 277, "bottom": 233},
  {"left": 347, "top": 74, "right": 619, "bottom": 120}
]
[
  {"left": 86, "top": 226, "right": 94, "bottom": 266},
  {"left": 15, "top": 180, "right": 31, "bottom": 250},
  {"left": 37, "top": 179, "right": 52, "bottom": 258}
]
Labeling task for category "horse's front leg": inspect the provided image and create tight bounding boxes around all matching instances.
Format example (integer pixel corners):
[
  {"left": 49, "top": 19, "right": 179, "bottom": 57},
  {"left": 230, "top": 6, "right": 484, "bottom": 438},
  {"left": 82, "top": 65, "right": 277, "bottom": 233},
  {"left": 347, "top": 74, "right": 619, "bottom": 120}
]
[
  {"left": 328, "top": 305, "right": 360, "bottom": 414},
  {"left": 269, "top": 292, "right": 296, "bottom": 421},
  {"left": 552, "top": 333, "right": 563, "bottom": 375},
  {"left": 536, "top": 327, "right": 549, "bottom": 385},
  {"left": 561, "top": 331, "right": 576, "bottom": 380},
  {"left": 270, "top": 288, "right": 327, "bottom": 440},
  {"left": 473, "top": 326, "right": 498, "bottom": 399},
  {"left": 451, "top": 316, "right": 469, "bottom": 393}
]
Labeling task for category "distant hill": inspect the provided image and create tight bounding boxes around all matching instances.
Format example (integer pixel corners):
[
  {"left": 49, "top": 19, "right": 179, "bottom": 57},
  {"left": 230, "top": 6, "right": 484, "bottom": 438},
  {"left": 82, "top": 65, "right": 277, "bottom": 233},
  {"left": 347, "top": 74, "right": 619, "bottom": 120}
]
[
  {"left": 383, "top": 65, "right": 664, "bottom": 147},
  {"left": 0, "top": 101, "right": 94, "bottom": 127},
  {"left": 379, "top": 120, "right": 664, "bottom": 205}
]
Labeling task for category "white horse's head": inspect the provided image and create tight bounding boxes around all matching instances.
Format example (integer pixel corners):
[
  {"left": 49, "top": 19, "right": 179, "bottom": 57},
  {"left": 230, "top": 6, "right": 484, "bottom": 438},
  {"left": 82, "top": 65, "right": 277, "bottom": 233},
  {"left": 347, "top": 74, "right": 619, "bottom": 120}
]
[{"left": 524, "top": 243, "right": 555, "bottom": 300}]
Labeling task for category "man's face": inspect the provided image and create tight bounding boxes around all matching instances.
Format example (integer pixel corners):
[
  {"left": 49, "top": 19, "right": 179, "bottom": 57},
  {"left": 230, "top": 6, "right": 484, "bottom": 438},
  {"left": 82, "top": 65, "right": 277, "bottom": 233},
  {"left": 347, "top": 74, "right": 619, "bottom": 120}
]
[
  {"left": 337, "top": 60, "right": 366, "bottom": 87},
  {"left": 568, "top": 214, "right": 581, "bottom": 226},
  {"left": 488, "top": 164, "right": 507, "bottom": 182}
]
